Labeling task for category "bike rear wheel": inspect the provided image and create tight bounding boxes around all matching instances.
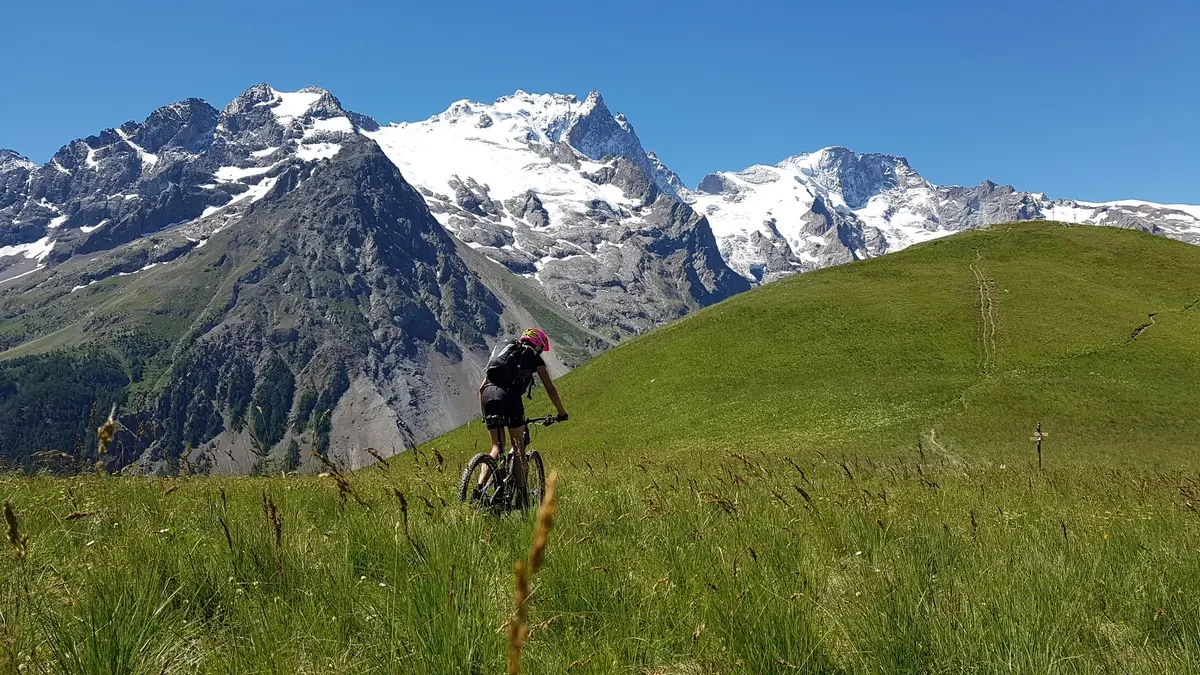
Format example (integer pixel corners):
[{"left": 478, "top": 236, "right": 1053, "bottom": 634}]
[
  {"left": 458, "top": 454, "right": 502, "bottom": 508},
  {"left": 525, "top": 450, "right": 546, "bottom": 509}
]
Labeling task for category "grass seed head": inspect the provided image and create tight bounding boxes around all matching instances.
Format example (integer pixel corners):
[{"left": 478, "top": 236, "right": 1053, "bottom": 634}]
[
  {"left": 508, "top": 471, "right": 559, "bottom": 674},
  {"left": 5, "top": 501, "right": 28, "bottom": 558},
  {"left": 530, "top": 472, "right": 558, "bottom": 574},
  {"left": 394, "top": 489, "right": 410, "bottom": 541},
  {"left": 365, "top": 447, "right": 391, "bottom": 470},
  {"left": 95, "top": 405, "right": 117, "bottom": 473},
  {"left": 262, "top": 492, "right": 283, "bottom": 548},
  {"left": 509, "top": 559, "right": 530, "bottom": 675}
]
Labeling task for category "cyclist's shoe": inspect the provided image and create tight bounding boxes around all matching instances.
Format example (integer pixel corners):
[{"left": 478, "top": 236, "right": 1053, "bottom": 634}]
[{"left": 470, "top": 486, "right": 484, "bottom": 503}]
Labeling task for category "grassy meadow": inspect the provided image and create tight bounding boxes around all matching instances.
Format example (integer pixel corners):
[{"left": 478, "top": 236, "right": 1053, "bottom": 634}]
[
  {"left": 3, "top": 223, "right": 1200, "bottom": 673},
  {"left": 3, "top": 450, "right": 1199, "bottom": 673}
]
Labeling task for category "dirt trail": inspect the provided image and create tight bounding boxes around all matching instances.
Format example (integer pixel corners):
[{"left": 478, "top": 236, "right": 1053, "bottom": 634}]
[
  {"left": 1128, "top": 313, "right": 1157, "bottom": 342},
  {"left": 969, "top": 251, "right": 999, "bottom": 375}
]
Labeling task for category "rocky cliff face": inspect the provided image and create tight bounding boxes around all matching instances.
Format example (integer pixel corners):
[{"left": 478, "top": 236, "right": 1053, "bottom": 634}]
[{"left": 147, "top": 138, "right": 507, "bottom": 465}]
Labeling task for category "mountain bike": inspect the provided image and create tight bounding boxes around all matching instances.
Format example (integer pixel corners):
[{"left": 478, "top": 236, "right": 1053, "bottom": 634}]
[{"left": 458, "top": 416, "right": 558, "bottom": 512}]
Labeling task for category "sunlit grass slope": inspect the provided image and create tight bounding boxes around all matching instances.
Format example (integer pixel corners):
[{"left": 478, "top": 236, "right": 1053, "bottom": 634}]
[{"left": 443, "top": 222, "right": 1200, "bottom": 467}]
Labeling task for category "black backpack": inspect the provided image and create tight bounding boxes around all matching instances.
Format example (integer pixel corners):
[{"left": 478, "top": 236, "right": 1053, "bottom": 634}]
[{"left": 485, "top": 339, "right": 535, "bottom": 396}]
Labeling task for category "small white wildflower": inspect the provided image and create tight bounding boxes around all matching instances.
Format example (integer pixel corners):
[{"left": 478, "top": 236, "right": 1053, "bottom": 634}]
[
  {"left": 855, "top": 551, "right": 862, "bottom": 556},
  {"left": 379, "top": 582, "right": 387, "bottom": 588}
]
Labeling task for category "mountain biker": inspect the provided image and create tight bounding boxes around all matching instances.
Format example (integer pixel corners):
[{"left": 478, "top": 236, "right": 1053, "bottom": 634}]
[{"left": 477, "top": 328, "right": 568, "bottom": 496}]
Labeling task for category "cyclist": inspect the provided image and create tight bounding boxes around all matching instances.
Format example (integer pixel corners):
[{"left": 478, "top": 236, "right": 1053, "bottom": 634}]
[{"left": 477, "top": 328, "right": 568, "bottom": 497}]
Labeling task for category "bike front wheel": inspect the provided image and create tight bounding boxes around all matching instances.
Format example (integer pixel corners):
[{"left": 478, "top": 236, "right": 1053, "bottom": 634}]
[
  {"left": 459, "top": 453, "right": 502, "bottom": 508},
  {"left": 525, "top": 450, "right": 546, "bottom": 509}
]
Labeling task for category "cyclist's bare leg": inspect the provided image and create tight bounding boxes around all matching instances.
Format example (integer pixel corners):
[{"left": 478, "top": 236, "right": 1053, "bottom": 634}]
[
  {"left": 509, "top": 424, "right": 528, "bottom": 504},
  {"left": 479, "top": 427, "right": 504, "bottom": 486}
]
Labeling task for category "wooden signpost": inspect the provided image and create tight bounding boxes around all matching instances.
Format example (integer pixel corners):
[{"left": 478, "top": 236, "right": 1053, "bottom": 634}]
[{"left": 1030, "top": 422, "right": 1049, "bottom": 470}]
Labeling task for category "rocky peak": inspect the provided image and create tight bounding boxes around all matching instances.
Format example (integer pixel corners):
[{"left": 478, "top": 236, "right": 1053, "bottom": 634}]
[
  {"left": 564, "top": 90, "right": 637, "bottom": 160},
  {"left": 695, "top": 173, "right": 728, "bottom": 195},
  {"left": 0, "top": 150, "right": 35, "bottom": 171},
  {"left": 127, "top": 98, "right": 219, "bottom": 154},
  {"left": 217, "top": 84, "right": 283, "bottom": 138},
  {"left": 562, "top": 91, "right": 680, "bottom": 199},
  {"left": 779, "top": 146, "right": 909, "bottom": 172},
  {"left": 221, "top": 85, "right": 320, "bottom": 131},
  {"left": 648, "top": 151, "right": 684, "bottom": 193},
  {"left": 439, "top": 91, "right": 580, "bottom": 137},
  {"left": 0, "top": 151, "right": 34, "bottom": 217},
  {"left": 0, "top": 83, "right": 388, "bottom": 273},
  {"left": 305, "top": 88, "right": 380, "bottom": 132},
  {"left": 496, "top": 90, "right": 580, "bottom": 107},
  {"left": 776, "top": 147, "right": 925, "bottom": 208},
  {"left": 214, "top": 84, "right": 377, "bottom": 149},
  {"left": 220, "top": 83, "right": 275, "bottom": 116}
]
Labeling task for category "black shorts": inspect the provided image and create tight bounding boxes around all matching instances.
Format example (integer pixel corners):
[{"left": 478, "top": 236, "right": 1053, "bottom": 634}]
[{"left": 482, "top": 384, "right": 525, "bottom": 430}]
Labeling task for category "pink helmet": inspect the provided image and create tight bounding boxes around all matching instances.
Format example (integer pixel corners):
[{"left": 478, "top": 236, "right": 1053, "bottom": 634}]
[{"left": 520, "top": 327, "right": 550, "bottom": 352}]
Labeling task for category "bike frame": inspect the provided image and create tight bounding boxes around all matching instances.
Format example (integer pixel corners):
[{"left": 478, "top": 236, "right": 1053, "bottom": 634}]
[{"left": 493, "top": 417, "right": 556, "bottom": 508}]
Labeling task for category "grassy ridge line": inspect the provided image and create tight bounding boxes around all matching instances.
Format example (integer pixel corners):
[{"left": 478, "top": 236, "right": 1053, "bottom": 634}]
[{"left": 430, "top": 222, "right": 1200, "bottom": 467}]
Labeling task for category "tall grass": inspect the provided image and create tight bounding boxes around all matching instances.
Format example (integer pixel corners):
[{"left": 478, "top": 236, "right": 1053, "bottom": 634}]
[{"left": 2, "top": 445, "right": 1198, "bottom": 673}]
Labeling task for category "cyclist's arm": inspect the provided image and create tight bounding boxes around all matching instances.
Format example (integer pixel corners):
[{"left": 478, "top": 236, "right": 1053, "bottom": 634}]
[
  {"left": 478, "top": 378, "right": 487, "bottom": 416},
  {"left": 536, "top": 366, "right": 567, "bottom": 418}
]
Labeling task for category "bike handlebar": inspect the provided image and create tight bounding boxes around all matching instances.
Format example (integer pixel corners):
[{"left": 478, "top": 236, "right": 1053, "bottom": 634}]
[{"left": 524, "top": 415, "right": 564, "bottom": 427}]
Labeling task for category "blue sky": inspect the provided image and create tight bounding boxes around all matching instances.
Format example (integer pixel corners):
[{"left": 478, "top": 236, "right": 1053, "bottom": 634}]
[{"left": 3, "top": 0, "right": 1197, "bottom": 203}]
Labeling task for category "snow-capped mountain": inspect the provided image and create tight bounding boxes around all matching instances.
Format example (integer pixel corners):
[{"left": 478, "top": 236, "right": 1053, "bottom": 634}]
[
  {"left": 365, "top": 90, "right": 747, "bottom": 333},
  {"left": 686, "top": 147, "right": 1200, "bottom": 282},
  {"left": 0, "top": 85, "right": 381, "bottom": 282},
  {"left": 0, "top": 86, "right": 747, "bottom": 337}
]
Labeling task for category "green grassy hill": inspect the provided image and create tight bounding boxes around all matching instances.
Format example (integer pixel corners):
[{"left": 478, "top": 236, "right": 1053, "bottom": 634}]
[{"left": 443, "top": 221, "right": 1200, "bottom": 467}]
